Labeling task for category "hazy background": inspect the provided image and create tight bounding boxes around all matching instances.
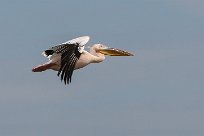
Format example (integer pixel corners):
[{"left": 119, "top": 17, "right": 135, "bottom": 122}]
[{"left": 0, "top": 0, "right": 203, "bottom": 136}]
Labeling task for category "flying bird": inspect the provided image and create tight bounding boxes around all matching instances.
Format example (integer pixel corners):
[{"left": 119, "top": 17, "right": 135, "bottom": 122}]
[{"left": 32, "top": 36, "right": 134, "bottom": 85}]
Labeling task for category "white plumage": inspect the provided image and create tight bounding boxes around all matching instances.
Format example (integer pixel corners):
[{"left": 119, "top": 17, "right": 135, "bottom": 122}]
[{"left": 32, "top": 36, "right": 133, "bottom": 85}]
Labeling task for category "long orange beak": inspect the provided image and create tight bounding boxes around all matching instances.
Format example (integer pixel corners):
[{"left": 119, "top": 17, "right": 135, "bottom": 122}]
[{"left": 98, "top": 48, "right": 134, "bottom": 56}]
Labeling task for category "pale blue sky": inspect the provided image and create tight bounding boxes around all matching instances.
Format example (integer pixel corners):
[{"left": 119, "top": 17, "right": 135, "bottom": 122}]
[{"left": 0, "top": 0, "right": 203, "bottom": 136}]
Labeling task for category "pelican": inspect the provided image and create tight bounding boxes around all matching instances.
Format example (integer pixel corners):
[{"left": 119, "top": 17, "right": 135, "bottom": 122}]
[{"left": 32, "top": 36, "right": 134, "bottom": 85}]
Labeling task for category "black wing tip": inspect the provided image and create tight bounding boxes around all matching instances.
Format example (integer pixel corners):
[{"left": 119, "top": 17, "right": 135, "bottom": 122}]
[
  {"left": 44, "top": 50, "right": 54, "bottom": 56},
  {"left": 57, "top": 72, "right": 72, "bottom": 85},
  {"left": 55, "top": 44, "right": 80, "bottom": 85}
]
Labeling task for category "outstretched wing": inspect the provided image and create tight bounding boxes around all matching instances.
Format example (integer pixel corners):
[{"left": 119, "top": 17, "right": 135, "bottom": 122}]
[
  {"left": 56, "top": 43, "right": 81, "bottom": 84},
  {"left": 44, "top": 36, "right": 90, "bottom": 85}
]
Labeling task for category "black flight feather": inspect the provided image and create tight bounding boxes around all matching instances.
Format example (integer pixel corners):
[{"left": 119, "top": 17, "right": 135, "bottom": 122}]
[{"left": 49, "top": 43, "right": 81, "bottom": 85}]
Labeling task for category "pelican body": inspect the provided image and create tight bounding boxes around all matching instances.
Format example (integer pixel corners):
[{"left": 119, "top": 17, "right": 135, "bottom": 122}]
[{"left": 32, "top": 36, "right": 133, "bottom": 85}]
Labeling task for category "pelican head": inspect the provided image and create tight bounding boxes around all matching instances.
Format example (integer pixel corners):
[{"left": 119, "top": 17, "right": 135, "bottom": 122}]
[{"left": 88, "top": 44, "right": 133, "bottom": 64}]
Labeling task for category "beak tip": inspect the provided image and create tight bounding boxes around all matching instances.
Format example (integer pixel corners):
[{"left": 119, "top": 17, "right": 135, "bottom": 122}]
[{"left": 130, "top": 53, "right": 135, "bottom": 56}]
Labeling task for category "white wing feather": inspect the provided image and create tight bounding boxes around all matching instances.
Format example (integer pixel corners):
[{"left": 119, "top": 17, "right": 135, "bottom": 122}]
[
  {"left": 63, "top": 36, "right": 90, "bottom": 46},
  {"left": 63, "top": 36, "right": 90, "bottom": 53}
]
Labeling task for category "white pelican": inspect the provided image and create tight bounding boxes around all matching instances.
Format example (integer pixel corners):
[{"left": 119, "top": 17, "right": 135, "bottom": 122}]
[{"left": 32, "top": 36, "right": 134, "bottom": 85}]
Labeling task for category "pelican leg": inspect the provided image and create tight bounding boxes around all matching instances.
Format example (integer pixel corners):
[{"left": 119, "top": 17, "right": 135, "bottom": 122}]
[{"left": 32, "top": 63, "right": 56, "bottom": 72}]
